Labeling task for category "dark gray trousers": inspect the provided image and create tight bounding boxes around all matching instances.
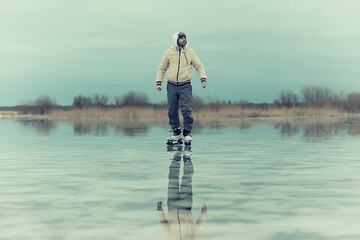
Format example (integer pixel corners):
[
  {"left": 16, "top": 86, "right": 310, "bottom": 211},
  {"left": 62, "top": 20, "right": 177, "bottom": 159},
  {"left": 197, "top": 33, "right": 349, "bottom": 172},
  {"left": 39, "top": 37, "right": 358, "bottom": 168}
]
[
  {"left": 167, "top": 82, "right": 193, "bottom": 132},
  {"left": 167, "top": 159, "right": 193, "bottom": 211}
]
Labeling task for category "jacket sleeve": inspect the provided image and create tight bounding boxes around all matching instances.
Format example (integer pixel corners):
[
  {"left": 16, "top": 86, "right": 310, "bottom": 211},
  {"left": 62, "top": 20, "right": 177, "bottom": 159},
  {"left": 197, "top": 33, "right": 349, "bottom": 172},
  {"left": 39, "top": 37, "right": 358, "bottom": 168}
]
[
  {"left": 157, "top": 210, "right": 169, "bottom": 235},
  {"left": 192, "top": 210, "right": 207, "bottom": 237},
  {"left": 191, "top": 50, "right": 207, "bottom": 81},
  {"left": 155, "top": 51, "right": 169, "bottom": 85}
]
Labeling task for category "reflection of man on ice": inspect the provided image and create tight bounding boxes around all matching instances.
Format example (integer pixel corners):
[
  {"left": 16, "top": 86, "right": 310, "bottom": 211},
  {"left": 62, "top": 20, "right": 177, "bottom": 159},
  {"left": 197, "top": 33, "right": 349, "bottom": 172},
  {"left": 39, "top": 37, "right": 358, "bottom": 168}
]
[
  {"left": 156, "top": 32, "right": 207, "bottom": 145},
  {"left": 156, "top": 151, "right": 207, "bottom": 239}
]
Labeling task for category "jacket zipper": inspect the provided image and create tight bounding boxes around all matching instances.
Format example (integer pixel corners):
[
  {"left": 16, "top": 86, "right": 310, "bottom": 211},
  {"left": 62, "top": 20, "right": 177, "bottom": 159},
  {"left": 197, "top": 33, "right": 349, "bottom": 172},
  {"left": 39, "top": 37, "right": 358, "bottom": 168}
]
[
  {"left": 176, "top": 49, "right": 181, "bottom": 85},
  {"left": 177, "top": 209, "right": 182, "bottom": 240}
]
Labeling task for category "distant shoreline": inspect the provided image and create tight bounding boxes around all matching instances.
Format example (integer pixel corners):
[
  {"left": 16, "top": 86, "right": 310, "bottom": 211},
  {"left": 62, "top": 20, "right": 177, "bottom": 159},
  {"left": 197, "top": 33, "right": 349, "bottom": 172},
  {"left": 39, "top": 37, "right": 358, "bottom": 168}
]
[{"left": 1, "top": 107, "right": 358, "bottom": 124}]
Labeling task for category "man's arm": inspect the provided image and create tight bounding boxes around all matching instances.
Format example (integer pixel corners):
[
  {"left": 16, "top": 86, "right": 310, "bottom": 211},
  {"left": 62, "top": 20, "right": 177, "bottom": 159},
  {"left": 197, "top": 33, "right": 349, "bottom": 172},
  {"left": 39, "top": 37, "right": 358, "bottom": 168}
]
[
  {"left": 191, "top": 50, "right": 207, "bottom": 82},
  {"left": 193, "top": 204, "right": 207, "bottom": 236},
  {"left": 156, "top": 201, "right": 169, "bottom": 234},
  {"left": 156, "top": 51, "right": 169, "bottom": 90}
]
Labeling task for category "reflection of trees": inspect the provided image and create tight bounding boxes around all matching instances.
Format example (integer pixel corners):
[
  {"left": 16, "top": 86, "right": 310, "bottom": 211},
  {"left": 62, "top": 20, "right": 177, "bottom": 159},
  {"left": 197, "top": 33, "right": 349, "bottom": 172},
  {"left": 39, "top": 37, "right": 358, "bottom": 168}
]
[
  {"left": 303, "top": 124, "right": 335, "bottom": 141},
  {"left": 195, "top": 121, "right": 253, "bottom": 131},
  {"left": 273, "top": 121, "right": 353, "bottom": 142},
  {"left": 72, "top": 122, "right": 150, "bottom": 137},
  {"left": 347, "top": 122, "right": 360, "bottom": 136},
  {"left": 302, "top": 123, "right": 348, "bottom": 142},
  {"left": 73, "top": 123, "right": 92, "bottom": 135},
  {"left": 15, "top": 117, "right": 360, "bottom": 140},
  {"left": 115, "top": 126, "right": 148, "bottom": 137},
  {"left": 237, "top": 122, "right": 254, "bottom": 130},
  {"left": 73, "top": 123, "right": 108, "bottom": 136},
  {"left": 17, "top": 119, "right": 57, "bottom": 136},
  {"left": 274, "top": 123, "right": 300, "bottom": 136}
]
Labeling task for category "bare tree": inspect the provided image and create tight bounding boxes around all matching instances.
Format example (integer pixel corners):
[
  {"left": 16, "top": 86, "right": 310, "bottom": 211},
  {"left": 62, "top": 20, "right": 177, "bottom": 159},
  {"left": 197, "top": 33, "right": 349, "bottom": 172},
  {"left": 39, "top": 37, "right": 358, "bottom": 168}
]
[
  {"left": 192, "top": 95, "right": 204, "bottom": 111},
  {"left": 22, "top": 95, "right": 57, "bottom": 114},
  {"left": 275, "top": 90, "right": 300, "bottom": 107},
  {"left": 116, "top": 91, "right": 149, "bottom": 106},
  {"left": 93, "top": 94, "right": 108, "bottom": 108},
  {"left": 114, "top": 95, "right": 122, "bottom": 106},
  {"left": 73, "top": 95, "right": 93, "bottom": 109},
  {"left": 346, "top": 92, "right": 360, "bottom": 112},
  {"left": 300, "top": 86, "right": 334, "bottom": 105}
]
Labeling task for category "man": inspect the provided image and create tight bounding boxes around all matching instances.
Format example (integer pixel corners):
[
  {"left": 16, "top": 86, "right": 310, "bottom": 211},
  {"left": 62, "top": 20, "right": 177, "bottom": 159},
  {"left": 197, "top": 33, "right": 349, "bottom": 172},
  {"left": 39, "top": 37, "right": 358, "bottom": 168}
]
[{"left": 156, "top": 32, "right": 207, "bottom": 145}]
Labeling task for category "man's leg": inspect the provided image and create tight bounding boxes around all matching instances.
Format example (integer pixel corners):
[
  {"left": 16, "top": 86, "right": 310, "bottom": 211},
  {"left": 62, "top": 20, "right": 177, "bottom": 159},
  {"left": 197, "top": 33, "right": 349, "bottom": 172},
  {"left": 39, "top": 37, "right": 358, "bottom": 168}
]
[
  {"left": 167, "top": 83, "right": 180, "bottom": 130},
  {"left": 167, "top": 160, "right": 180, "bottom": 210},
  {"left": 179, "top": 83, "right": 193, "bottom": 132},
  {"left": 179, "top": 159, "right": 193, "bottom": 210}
]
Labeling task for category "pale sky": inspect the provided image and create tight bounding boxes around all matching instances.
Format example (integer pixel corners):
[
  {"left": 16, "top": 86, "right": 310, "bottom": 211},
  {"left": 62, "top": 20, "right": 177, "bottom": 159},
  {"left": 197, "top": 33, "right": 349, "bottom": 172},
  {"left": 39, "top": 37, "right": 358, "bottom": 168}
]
[{"left": 1, "top": 0, "right": 360, "bottom": 106}]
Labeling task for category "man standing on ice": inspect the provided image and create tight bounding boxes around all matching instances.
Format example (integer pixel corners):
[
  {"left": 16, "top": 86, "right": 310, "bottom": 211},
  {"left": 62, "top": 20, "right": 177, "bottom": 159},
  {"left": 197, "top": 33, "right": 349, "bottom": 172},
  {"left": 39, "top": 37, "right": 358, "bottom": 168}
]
[{"left": 156, "top": 32, "right": 207, "bottom": 145}]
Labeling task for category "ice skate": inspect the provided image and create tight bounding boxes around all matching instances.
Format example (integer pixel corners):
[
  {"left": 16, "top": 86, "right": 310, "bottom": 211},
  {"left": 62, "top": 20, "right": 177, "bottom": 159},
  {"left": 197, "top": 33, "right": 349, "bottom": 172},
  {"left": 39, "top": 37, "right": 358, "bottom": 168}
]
[
  {"left": 183, "top": 146, "right": 192, "bottom": 160},
  {"left": 183, "top": 129, "right": 192, "bottom": 146},
  {"left": 168, "top": 149, "right": 183, "bottom": 161},
  {"left": 166, "top": 128, "right": 183, "bottom": 146},
  {"left": 167, "top": 145, "right": 183, "bottom": 152}
]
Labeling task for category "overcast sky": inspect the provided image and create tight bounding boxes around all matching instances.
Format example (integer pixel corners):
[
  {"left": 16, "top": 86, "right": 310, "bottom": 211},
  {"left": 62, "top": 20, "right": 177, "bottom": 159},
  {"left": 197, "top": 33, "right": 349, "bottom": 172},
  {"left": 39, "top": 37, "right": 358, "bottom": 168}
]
[{"left": 1, "top": 0, "right": 360, "bottom": 106}]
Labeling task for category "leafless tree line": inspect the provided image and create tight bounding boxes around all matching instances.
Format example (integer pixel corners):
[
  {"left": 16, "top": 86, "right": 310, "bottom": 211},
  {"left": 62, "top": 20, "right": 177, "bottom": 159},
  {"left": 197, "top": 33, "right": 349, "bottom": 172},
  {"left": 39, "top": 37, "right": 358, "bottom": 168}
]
[
  {"left": 20, "top": 86, "right": 360, "bottom": 115},
  {"left": 274, "top": 85, "right": 360, "bottom": 112},
  {"left": 73, "top": 91, "right": 150, "bottom": 109},
  {"left": 21, "top": 95, "right": 58, "bottom": 115},
  {"left": 21, "top": 91, "right": 151, "bottom": 114},
  {"left": 73, "top": 94, "right": 109, "bottom": 109}
]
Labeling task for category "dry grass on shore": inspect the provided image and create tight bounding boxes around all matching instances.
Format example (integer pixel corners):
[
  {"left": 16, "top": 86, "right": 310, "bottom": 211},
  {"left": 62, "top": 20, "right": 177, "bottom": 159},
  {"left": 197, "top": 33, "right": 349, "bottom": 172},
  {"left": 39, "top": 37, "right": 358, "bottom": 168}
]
[
  {"left": 43, "top": 105, "right": 353, "bottom": 125},
  {"left": 0, "top": 111, "right": 20, "bottom": 116},
  {"left": 46, "top": 107, "right": 169, "bottom": 124},
  {"left": 196, "top": 105, "right": 346, "bottom": 119},
  {"left": 195, "top": 106, "right": 352, "bottom": 126}
]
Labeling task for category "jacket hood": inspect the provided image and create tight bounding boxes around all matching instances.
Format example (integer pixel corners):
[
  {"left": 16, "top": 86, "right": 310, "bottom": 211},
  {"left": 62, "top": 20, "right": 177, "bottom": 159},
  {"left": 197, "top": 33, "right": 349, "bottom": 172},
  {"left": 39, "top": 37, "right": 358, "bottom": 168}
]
[{"left": 172, "top": 32, "right": 189, "bottom": 52}]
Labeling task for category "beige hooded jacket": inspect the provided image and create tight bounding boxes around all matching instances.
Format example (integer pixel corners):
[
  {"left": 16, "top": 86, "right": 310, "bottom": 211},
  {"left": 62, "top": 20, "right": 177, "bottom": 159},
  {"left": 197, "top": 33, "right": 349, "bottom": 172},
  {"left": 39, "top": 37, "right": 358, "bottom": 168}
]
[
  {"left": 157, "top": 209, "right": 207, "bottom": 240},
  {"left": 156, "top": 32, "right": 207, "bottom": 86}
]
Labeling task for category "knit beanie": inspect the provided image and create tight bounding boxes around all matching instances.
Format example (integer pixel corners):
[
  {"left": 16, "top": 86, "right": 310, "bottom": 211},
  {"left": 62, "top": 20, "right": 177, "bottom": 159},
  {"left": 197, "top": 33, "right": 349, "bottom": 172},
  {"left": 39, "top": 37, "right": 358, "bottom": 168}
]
[{"left": 172, "top": 32, "right": 187, "bottom": 47}]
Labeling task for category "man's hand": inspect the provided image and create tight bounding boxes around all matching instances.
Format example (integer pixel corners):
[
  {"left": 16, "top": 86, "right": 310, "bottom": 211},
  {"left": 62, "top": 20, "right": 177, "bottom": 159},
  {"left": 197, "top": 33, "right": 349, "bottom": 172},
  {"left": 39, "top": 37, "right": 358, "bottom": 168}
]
[
  {"left": 201, "top": 81, "right": 207, "bottom": 88},
  {"left": 201, "top": 204, "right": 207, "bottom": 212},
  {"left": 157, "top": 85, "right": 162, "bottom": 91}
]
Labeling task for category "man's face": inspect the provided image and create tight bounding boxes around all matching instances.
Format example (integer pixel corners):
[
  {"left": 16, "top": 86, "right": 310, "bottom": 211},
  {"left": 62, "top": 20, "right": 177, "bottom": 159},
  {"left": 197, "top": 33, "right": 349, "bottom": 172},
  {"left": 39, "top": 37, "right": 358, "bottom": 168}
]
[{"left": 177, "top": 36, "right": 187, "bottom": 48}]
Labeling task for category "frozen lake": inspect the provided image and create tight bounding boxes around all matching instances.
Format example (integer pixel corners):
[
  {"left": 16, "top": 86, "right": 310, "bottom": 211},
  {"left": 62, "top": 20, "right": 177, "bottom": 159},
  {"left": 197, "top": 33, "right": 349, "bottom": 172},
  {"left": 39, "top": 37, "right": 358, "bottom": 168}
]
[{"left": 1, "top": 118, "right": 360, "bottom": 240}]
